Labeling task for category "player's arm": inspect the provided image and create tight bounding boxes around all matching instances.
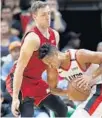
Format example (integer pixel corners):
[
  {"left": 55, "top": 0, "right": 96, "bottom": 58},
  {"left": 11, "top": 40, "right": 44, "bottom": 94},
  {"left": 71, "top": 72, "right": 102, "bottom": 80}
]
[
  {"left": 79, "top": 49, "right": 102, "bottom": 78},
  {"left": 92, "top": 63, "right": 102, "bottom": 79},
  {"left": 13, "top": 32, "right": 40, "bottom": 99},
  {"left": 47, "top": 67, "right": 68, "bottom": 96},
  {"left": 53, "top": 30, "right": 60, "bottom": 48},
  {"left": 76, "top": 49, "right": 102, "bottom": 88}
]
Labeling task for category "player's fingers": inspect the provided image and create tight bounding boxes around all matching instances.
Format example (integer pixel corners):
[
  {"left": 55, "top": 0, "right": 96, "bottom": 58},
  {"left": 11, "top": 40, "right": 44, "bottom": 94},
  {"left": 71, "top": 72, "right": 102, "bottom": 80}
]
[
  {"left": 79, "top": 83, "right": 85, "bottom": 88},
  {"left": 74, "top": 78, "right": 82, "bottom": 83},
  {"left": 79, "top": 80, "right": 87, "bottom": 88},
  {"left": 84, "top": 83, "right": 90, "bottom": 90},
  {"left": 12, "top": 107, "right": 19, "bottom": 117},
  {"left": 12, "top": 101, "right": 20, "bottom": 117},
  {"left": 84, "top": 84, "right": 89, "bottom": 90},
  {"left": 77, "top": 79, "right": 85, "bottom": 88}
]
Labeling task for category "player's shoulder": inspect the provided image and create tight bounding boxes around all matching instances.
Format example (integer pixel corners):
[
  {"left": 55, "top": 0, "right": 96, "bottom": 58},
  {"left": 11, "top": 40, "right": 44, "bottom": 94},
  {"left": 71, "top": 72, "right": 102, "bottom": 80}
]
[
  {"left": 77, "top": 49, "right": 92, "bottom": 56},
  {"left": 74, "top": 49, "right": 85, "bottom": 57},
  {"left": 25, "top": 32, "right": 39, "bottom": 40},
  {"left": 24, "top": 32, "right": 40, "bottom": 44},
  {"left": 75, "top": 49, "right": 92, "bottom": 63}
]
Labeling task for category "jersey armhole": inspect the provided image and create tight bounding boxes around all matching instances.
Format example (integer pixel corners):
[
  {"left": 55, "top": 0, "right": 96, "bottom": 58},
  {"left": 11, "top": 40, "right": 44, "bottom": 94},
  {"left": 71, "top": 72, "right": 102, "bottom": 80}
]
[{"left": 75, "top": 50, "right": 91, "bottom": 72}]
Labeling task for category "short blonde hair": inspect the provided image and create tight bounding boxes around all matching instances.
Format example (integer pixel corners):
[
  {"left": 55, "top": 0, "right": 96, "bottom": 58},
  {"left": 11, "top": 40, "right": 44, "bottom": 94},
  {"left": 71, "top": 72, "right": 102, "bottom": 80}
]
[{"left": 30, "top": 1, "right": 48, "bottom": 14}]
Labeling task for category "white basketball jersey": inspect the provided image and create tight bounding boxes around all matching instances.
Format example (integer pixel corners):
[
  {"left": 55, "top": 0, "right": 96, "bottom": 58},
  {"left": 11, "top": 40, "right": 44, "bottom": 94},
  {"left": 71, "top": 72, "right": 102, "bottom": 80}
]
[{"left": 58, "top": 49, "right": 102, "bottom": 85}]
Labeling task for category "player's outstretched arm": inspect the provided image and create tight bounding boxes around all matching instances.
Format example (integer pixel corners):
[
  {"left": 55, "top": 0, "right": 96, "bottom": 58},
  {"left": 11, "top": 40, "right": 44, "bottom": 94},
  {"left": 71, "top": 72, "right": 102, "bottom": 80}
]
[
  {"left": 75, "top": 49, "right": 102, "bottom": 89},
  {"left": 47, "top": 67, "right": 68, "bottom": 96},
  {"left": 78, "top": 49, "right": 102, "bottom": 79},
  {"left": 12, "top": 33, "right": 40, "bottom": 116}
]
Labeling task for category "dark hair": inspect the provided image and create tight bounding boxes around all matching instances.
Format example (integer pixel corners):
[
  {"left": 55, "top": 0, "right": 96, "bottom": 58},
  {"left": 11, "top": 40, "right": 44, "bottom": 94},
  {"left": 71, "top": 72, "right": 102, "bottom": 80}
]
[
  {"left": 38, "top": 43, "right": 57, "bottom": 59},
  {"left": 30, "top": 1, "right": 48, "bottom": 13}
]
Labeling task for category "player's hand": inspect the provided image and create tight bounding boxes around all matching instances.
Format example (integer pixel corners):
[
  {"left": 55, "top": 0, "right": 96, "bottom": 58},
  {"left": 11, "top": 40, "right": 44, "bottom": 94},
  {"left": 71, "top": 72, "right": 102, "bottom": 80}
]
[
  {"left": 11, "top": 98, "right": 20, "bottom": 117},
  {"left": 75, "top": 75, "right": 92, "bottom": 90}
]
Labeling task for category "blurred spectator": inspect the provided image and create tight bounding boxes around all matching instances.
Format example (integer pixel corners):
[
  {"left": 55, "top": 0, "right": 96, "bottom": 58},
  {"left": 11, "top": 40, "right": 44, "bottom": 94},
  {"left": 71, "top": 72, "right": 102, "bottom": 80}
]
[
  {"left": 97, "top": 42, "right": 102, "bottom": 52},
  {"left": 1, "top": 6, "right": 13, "bottom": 24},
  {"left": 46, "top": 0, "right": 67, "bottom": 32},
  {"left": 20, "top": 0, "right": 37, "bottom": 32},
  {"left": 20, "top": 0, "right": 45, "bottom": 11},
  {"left": 1, "top": 82, "right": 12, "bottom": 105},
  {"left": 1, "top": 41, "right": 21, "bottom": 117},
  {"left": 4, "top": 0, "right": 21, "bottom": 11},
  {"left": 1, "top": 41, "right": 21, "bottom": 81},
  {"left": 0, "top": 91, "right": 12, "bottom": 117},
  {"left": 1, "top": 6, "right": 22, "bottom": 37},
  {"left": 62, "top": 31, "right": 81, "bottom": 52},
  {"left": 1, "top": 20, "right": 20, "bottom": 57},
  {"left": 0, "top": 82, "right": 13, "bottom": 117},
  {"left": 14, "top": 0, "right": 20, "bottom": 7},
  {"left": 4, "top": 0, "right": 15, "bottom": 10},
  {"left": 20, "top": 11, "right": 32, "bottom": 32},
  {"left": 1, "top": 0, "right": 5, "bottom": 6},
  {"left": 20, "top": 0, "right": 40, "bottom": 32},
  {"left": 10, "top": 27, "right": 20, "bottom": 38},
  {"left": 12, "top": 8, "right": 22, "bottom": 38},
  {"left": 20, "top": 0, "right": 31, "bottom": 10}
]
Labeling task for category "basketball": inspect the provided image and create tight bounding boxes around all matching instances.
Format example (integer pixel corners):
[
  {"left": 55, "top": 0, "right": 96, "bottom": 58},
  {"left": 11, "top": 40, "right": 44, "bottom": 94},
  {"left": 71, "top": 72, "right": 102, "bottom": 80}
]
[{"left": 67, "top": 78, "right": 91, "bottom": 101}]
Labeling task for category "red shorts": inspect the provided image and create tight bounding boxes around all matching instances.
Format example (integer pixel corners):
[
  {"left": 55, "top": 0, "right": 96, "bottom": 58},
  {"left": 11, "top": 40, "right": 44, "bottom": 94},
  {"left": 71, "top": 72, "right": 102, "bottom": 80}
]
[
  {"left": 6, "top": 75, "right": 50, "bottom": 106},
  {"left": 21, "top": 77, "right": 50, "bottom": 106}
]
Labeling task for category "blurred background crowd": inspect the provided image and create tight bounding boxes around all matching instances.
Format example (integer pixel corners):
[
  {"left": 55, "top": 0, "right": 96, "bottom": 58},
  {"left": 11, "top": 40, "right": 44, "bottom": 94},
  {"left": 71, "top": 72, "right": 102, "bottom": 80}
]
[{"left": 1, "top": 0, "right": 102, "bottom": 117}]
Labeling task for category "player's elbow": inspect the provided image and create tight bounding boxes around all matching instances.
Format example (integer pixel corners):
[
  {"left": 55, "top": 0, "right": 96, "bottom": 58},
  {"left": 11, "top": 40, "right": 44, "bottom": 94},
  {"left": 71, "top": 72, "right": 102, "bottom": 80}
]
[
  {"left": 96, "top": 53, "right": 102, "bottom": 64},
  {"left": 47, "top": 80, "right": 57, "bottom": 89}
]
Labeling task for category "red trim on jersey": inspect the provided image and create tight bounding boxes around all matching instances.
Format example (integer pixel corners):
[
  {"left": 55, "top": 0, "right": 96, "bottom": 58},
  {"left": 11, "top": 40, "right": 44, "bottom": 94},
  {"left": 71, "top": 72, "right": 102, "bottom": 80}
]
[
  {"left": 6, "top": 74, "right": 13, "bottom": 96},
  {"left": 32, "top": 27, "right": 56, "bottom": 46},
  {"left": 6, "top": 63, "right": 17, "bottom": 96},
  {"left": 36, "top": 93, "right": 51, "bottom": 106},
  {"left": 88, "top": 84, "right": 102, "bottom": 115},
  {"left": 21, "top": 27, "right": 56, "bottom": 47},
  {"left": 75, "top": 50, "right": 91, "bottom": 72}
]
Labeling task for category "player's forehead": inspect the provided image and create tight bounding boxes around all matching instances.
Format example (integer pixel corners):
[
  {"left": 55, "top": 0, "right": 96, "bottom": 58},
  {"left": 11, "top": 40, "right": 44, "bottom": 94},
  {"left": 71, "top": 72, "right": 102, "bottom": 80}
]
[{"left": 37, "top": 5, "right": 50, "bottom": 14}]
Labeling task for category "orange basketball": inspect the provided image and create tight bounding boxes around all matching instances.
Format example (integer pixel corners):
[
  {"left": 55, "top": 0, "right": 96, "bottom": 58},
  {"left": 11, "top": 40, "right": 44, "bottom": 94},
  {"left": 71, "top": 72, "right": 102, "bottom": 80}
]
[{"left": 67, "top": 79, "right": 91, "bottom": 101}]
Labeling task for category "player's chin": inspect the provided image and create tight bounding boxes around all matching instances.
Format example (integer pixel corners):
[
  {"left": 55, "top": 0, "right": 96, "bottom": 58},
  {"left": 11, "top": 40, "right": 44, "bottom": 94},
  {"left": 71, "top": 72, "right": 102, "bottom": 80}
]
[
  {"left": 45, "top": 22, "right": 50, "bottom": 27},
  {"left": 44, "top": 24, "right": 49, "bottom": 28},
  {"left": 46, "top": 24, "right": 50, "bottom": 28}
]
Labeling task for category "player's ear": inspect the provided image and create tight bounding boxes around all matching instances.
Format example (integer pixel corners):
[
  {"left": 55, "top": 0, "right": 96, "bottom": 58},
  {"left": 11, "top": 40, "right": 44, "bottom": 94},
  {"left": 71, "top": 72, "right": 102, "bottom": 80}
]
[
  {"left": 32, "top": 12, "right": 37, "bottom": 19},
  {"left": 32, "top": 14, "right": 36, "bottom": 19}
]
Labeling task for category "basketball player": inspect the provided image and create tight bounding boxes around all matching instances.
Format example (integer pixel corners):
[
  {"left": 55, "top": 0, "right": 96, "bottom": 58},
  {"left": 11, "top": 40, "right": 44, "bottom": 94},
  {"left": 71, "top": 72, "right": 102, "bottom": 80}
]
[
  {"left": 11, "top": 1, "right": 67, "bottom": 117},
  {"left": 38, "top": 43, "right": 102, "bottom": 118}
]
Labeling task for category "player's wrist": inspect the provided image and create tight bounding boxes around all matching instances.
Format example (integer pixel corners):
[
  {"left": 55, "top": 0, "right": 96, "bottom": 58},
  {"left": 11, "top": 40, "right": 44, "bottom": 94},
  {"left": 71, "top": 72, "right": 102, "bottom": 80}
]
[{"left": 13, "top": 94, "right": 19, "bottom": 100}]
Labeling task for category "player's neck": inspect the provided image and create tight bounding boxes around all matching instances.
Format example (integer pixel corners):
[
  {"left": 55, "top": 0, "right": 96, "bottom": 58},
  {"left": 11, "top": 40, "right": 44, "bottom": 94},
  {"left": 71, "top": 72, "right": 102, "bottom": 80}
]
[{"left": 36, "top": 24, "right": 49, "bottom": 38}]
